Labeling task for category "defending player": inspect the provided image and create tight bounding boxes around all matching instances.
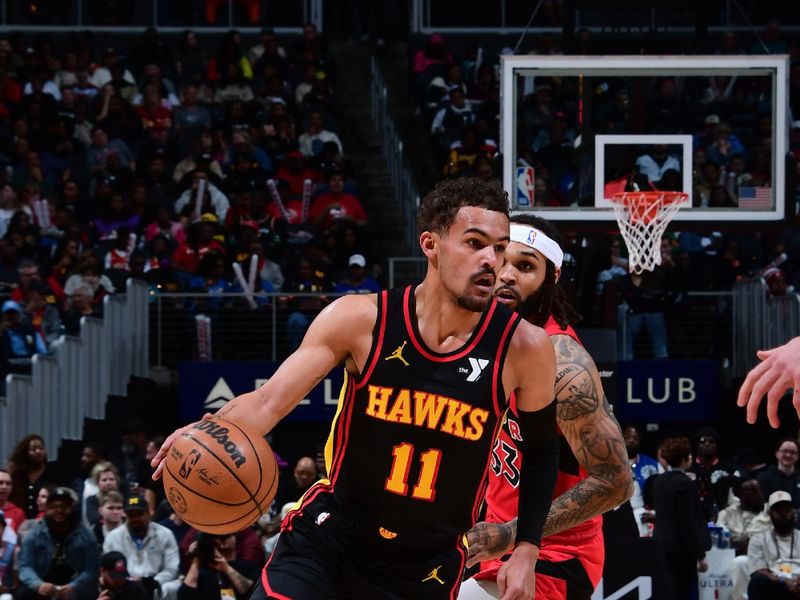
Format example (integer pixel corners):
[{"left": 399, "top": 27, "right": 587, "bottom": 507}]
[
  {"left": 153, "top": 178, "right": 560, "bottom": 600},
  {"left": 459, "top": 215, "right": 633, "bottom": 600}
]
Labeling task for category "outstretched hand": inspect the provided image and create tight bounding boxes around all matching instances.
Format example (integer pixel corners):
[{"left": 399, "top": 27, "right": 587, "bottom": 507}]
[
  {"left": 151, "top": 413, "right": 214, "bottom": 480},
  {"left": 737, "top": 337, "right": 800, "bottom": 428}
]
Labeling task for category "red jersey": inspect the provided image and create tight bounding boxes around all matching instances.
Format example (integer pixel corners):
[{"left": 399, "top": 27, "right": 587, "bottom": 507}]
[
  {"left": 0, "top": 500, "right": 25, "bottom": 532},
  {"left": 475, "top": 316, "right": 604, "bottom": 586}
]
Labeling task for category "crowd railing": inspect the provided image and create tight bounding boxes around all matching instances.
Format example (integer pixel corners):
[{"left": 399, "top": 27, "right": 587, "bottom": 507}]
[
  {"left": 410, "top": 0, "right": 800, "bottom": 33},
  {"left": 1, "top": 0, "right": 322, "bottom": 32},
  {"left": 369, "top": 56, "right": 421, "bottom": 256},
  {"left": 0, "top": 279, "right": 149, "bottom": 459},
  {"left": 733, "top": 277, "right": 800, "bottom": 377}
]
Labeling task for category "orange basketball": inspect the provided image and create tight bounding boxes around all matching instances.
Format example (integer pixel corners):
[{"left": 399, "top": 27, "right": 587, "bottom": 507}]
[{"left": 163, "top": 417, "right": 278, "bottom": 534}]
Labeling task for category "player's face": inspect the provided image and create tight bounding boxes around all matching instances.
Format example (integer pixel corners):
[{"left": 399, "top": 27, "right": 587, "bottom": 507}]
[
  {"left": 494, "top": 242, "right": 551, "bottom": 311},
  {"left": 434, "top": 207, "right": 509, "bottom": 312}
]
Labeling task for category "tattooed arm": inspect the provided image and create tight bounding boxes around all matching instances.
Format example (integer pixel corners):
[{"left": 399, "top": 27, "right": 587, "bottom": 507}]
[
  {"left": 466, "top": 334, "right": 633, "bottom": 566},
  {"left": 542, "top": 334, "right": 633, "bottom": 535}
]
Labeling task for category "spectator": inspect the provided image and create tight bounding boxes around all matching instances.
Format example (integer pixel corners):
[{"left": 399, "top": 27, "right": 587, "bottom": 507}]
[
  {"left": 413, "top": 33, "right": 452, "bottom": 77},
  {"left": 297, "top": 111, "right": 343, "bottom": 158},
  {"left": 248, "top": 27, "right": 286, "bottom": 67},
  {"left": 273, "top": 152, "right": 321, "bottom": 199},
  {"left": 90, "top": 49, "right": 136, "bottom": 90},
  {"left": 173, "top": 173, "right": 230, "bottom": 222},
  {"left": 110, "top": 420, "right": 149, "bottom": 495},
  {"left": 91, "top": 491, "right": 125, "bottom": 548},
  {"left": 102, "top": 495, "right": 179, "bottom": 600},
  {"left": 72, "top": 445, "right": 105, "bottom": 531},
  {"left": 178, "top": 533, "right": 259, "bottom": 600},
  {"left": 635, "top": 144, "right": 681, "bottom": 184},
  {"left": 6, "top": 435, "right": 56, "bottom": 521},
  {"left": 620, "top": 267, "right": 672, "bottom": 360},
  {"left": 623, "top": 425, "right": 662, "bottom": 537},
  {"left": 0, "top": 509, "right": 15, "bottom": 599},
  {"left": 746, "top": 491, "right": 800, "bottom": 600},
  {"left": 16, "top": 486, "right": 99, "bottom": 600},
  {"left": 212, "top": 63, "right": 254, "bottom": 104},
  {"left": 309, "top": 171, "right": 367, "bottom": 232},
  {"left": 430, "top": 88, "right": 475, "bottom": 145},
  {"left": 174, "top": 31, "right": 208, "bottom": 86},
  {"left": 84, "top": 463, "right": 121, "bottom": 529},
  {"left": 690, "top": 427, "right": 742, "bottom": 522},
  {"left": 21, "top": 281, "right": 62, "bottom": 350},
  {"left": 62, "top": 286, "right": 101, "bottom": 336},
  {"left": 63, "top": 263, "right": 115, "bottom": 305},
  {"left": 757, "top": 438, "right": 800, "bottom": 509},
  {"left": 171, "top": 219, "right": 227, "bottom": 277},
  {"left": 173, "top": 86, "right": 211, "bottom": 142},
  {"left": 0, "top": 300, "right": 47, "bottom": 375},
  {"left": 86, "top": 127, "right": 136, "bottom": 175},
  {"left": 719, "top": 479, "right": 771, "bottom": 600},
  {"left": 274, "top": 457, "right": 318, "bottom": 509},
  {"left": 652, "top": 437, "right": 711, "bottom": 599},
  {"left": 705, "top": 122, "right": 747, "bottom": 167},
  {"left": 282, "top": 257, "right": 334, "bottom": 350},
  {"left": 11, "top": 261, "right": 63, "bottom": 307},
  {"left": 0, "top": 471, "right": 24, "bottom": 533},
  {"left": 72, "top": 551, "right": 148, "bottom": 600},
  {"left": 334, "top": 254, "right": 379, "bottom": 294}
]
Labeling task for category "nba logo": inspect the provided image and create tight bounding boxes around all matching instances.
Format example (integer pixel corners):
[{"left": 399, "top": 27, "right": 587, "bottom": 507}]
[{"left": 516, "top": 166, "right": 535, "bottom": 207}]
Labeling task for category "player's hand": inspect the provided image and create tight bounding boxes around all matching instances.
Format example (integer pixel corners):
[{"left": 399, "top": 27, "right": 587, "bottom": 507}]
[
  {"left": 151, "top": 413, "right": 214, "bottom": 480},
  {"left": 497, "top": 542, "right": 538, "bottom": 600},
  {"left": 737, "top": 337, "right": 800, "bottom": 427},
  {"left": 465, "top": 519, "right": 516, "bottom": 568}
]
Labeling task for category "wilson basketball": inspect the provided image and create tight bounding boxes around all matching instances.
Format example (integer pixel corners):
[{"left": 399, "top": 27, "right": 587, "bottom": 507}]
[{"left": 163, "top": 417, "right": 278, "bottom": 534}]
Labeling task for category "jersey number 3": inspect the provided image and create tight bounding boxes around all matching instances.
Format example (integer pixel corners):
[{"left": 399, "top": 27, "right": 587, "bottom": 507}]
[{"left": 385, "top": 443, "right": 442, "bottom": 502}]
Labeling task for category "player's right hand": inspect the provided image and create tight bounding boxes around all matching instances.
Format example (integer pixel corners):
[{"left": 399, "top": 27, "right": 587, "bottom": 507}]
[
  {"left": 465, "top": 519, "right": 516, "bottom": 568},
  {"left": 736, "top": 337, "right": 800, "bottom": 428},
  {"left": 151, "top": 413, "right": 214, "bottom": 480}
]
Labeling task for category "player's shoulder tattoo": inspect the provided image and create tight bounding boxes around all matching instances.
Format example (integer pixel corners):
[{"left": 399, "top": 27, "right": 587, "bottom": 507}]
[{"left": 552, "top": 335, "right": 600, "bottom": 421}]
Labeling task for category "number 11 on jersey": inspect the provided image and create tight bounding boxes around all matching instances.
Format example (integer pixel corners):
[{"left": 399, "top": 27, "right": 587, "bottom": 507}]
[{"left": 385, "top": 443, "right": 442, "bottom": 502}]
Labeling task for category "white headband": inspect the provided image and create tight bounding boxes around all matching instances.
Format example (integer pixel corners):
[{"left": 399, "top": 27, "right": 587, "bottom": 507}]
[{"left": 509, "top": 223, "right": 564, "bottom": 268}]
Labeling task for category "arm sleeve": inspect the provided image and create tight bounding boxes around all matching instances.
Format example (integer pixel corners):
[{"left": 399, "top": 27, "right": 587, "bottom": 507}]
[{"left": 514, "top": 401, "right": 559, "bottom": 547}]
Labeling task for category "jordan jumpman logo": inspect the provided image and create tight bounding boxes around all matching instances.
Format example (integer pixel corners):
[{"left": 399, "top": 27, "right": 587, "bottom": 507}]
[
  {"left": 385, "top": 341, "right": 410, "bottom": 367},
  {"left": 422, "top": 565, "right": 445, "bottom": 585}
]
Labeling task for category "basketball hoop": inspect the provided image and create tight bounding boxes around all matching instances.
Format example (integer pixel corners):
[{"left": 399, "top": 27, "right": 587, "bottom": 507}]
[{"left": 611, "top": 191, "right": 687, "bottom": 274}]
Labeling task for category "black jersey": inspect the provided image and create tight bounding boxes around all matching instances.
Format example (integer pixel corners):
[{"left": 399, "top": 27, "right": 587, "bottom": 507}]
[{"left": 308, "top": 285, "right": 521, "bottom": 550}]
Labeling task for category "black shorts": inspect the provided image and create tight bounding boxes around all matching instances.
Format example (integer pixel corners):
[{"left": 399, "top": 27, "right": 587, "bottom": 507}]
[{"left": 251, "top": 490, "right": 467, "bottom": 600}]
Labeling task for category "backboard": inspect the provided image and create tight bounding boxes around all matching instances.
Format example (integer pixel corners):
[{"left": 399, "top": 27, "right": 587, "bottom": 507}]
[{"left": 500, "top": 55, "right": 790, "bottom": 224}]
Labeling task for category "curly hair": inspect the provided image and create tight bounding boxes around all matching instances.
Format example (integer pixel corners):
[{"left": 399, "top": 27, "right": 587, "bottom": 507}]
[
  {"left": 659, "top": 437, "right": 692, "bottom": 468},
  {"left": 510, "top": 214, "right": 580, "bottom": 329},
  {"left": 416, "top": 177, "right": 508, "bottom": 235},
  {"left": 6, "top": 434, "right": 45, "bottom": 474}
]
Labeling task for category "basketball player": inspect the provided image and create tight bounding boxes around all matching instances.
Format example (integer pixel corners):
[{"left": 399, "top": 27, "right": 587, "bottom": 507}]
[
  {"left": 737, "top": 336, "right": 800, "bottom": 427},
  {"left": 459, "top": 215, "right": 633, "bottom": 600},
  {"left": 153, "top": 178, "right": 560, "bottom": 600}
]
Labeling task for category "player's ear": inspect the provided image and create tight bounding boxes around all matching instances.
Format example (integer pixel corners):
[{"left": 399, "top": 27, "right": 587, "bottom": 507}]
[
  {"left": 554, "top": 266, "right": 561, "bottom": 284},
  {"left": 419, "top": 231, "right": 437, "bottom": 258}
]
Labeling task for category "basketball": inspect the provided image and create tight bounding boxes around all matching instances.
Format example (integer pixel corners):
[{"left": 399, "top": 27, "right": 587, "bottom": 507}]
[{"left": 162, "top": 417, "right": 278, "bottom": 534}]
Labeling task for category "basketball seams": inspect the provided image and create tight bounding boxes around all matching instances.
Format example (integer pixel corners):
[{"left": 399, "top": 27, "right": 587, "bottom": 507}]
[
  {"left": 185, "top": 434, "right": 270, "bottom": 517},
  {"left": 164, "top": 460, "right": 251, "bottom": 507}
]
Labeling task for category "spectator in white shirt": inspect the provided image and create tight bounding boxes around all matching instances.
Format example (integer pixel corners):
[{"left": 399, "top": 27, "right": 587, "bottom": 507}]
[
  {"left": 746, "top": 491, "right": 800, "bottom": 600},
  {"left": 103, "top": 495, "right": 179, "bottom": 600},
  {"left": 298, "top": 110, "right": 343, "bottom": 158}
]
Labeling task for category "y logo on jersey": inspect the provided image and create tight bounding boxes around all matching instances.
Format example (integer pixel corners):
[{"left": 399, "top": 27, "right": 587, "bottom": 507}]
[{"left": 465, "top": 358, "right": 489, "bottom": 382}]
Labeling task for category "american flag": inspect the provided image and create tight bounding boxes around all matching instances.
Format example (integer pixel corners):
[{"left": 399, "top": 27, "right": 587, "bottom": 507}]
[{"left": 738, "top": 187, "right": 773, "bottom": 209}]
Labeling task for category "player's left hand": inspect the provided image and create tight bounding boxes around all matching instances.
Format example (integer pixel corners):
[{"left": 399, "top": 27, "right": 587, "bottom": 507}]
[
  {"left": 497, "top": 542, "right": 538, "bottom": 600},
  {"left": 465, "top": 519, "right": 516, "bottom": 568}
]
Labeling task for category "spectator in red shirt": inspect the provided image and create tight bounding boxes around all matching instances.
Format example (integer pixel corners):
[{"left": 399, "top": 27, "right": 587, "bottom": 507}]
[
  {"left": 11, "top": 260, "right": 65, "bottom": 307},
  {"left": 266, "top": 179, "right": 308, "bottom": 226},
  {"left": 135, "top": 84, "right": 173, "bottom": 131},
  {"left": 171, "top": 217, "right": 226, "bottom": 275},
  {"left": 0, "top": 469, "right": 26, "bottom": 532},
  {"left": 310, "top": 171, "right": 367, "bottom": 232},
  {"left": 273, "top": 151, "right": 321, "bottom": 198}
]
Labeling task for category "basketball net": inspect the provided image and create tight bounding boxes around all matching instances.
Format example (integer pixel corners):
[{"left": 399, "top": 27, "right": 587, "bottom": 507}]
[{"left": 611, "top": 191, "right": 687, "bottom": 274}]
